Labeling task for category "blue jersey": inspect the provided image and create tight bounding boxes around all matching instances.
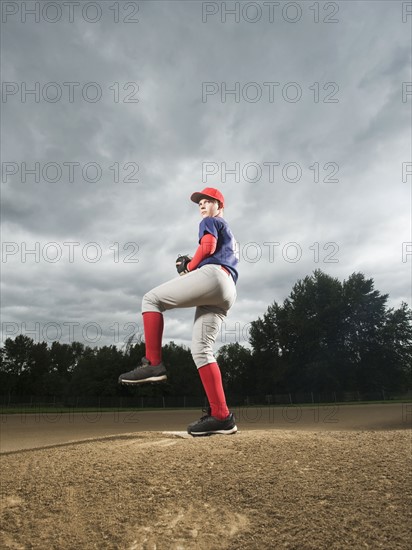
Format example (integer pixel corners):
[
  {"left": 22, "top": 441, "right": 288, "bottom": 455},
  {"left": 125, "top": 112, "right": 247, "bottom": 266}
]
[{"left": 197, "top": 217, "right": 239, "bottom": 284}]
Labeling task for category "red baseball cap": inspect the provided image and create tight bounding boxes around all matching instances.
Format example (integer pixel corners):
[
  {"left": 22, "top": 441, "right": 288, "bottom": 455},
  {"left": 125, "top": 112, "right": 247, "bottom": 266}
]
[{"left": 190, "top": 187, "right": 225, "bottom": 208}]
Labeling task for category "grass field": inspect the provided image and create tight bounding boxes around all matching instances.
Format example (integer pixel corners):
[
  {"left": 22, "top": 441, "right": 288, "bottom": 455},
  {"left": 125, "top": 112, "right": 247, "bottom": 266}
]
[{"left": 1, "top": 398, "right": 410, "bottom": 415}]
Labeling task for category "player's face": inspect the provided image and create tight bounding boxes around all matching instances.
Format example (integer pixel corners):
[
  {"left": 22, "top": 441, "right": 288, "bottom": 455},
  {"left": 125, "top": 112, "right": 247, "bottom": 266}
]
[{"left": 198, "top": 198, "right": 221, "bottom": 218}]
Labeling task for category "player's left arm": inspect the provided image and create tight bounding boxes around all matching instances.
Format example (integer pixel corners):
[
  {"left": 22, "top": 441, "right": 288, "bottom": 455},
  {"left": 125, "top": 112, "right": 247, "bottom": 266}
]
[
  {"left": 187, "top": 233, "right": 217, "bottom": 271},
  {"left": 175, "top": 234, "right": 216, "bottom": 276}
]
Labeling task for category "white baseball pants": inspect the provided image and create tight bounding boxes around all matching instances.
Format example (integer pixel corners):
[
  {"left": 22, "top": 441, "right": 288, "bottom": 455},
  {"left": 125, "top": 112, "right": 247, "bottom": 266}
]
[{"left": 142, "top": 264, "right": 237, "bottom": 368}]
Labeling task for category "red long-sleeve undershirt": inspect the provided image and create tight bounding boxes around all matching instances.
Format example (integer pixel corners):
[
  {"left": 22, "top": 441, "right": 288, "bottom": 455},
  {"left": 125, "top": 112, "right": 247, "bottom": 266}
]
[{"left": 187, "top": 233, "right": 217, "bottom": 271}]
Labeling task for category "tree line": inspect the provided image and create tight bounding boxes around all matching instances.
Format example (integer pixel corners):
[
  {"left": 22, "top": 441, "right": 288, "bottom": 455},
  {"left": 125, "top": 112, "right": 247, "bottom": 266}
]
[{"left": 1, "top": 271, "right": 411, "bottom": 405}]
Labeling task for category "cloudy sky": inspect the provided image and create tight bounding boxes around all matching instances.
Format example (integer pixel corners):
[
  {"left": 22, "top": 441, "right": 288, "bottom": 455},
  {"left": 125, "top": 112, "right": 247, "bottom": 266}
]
[{"left": 1, "top": 0, "right": 411, "bottom": 352}]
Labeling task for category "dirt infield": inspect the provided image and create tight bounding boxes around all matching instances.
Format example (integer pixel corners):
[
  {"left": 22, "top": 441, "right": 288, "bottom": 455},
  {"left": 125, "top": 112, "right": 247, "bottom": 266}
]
[
  {"left": 1, "top": 403, "right": 410, "bottom": 453},
  {"left": 1, "top": 405, "right": 411, "bottom": 549}
]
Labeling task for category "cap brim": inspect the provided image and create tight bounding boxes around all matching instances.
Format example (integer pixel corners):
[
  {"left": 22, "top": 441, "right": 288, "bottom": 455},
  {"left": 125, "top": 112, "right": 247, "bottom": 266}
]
[{"left": 190, "top": 192, "right": 208, "bottom": 204}]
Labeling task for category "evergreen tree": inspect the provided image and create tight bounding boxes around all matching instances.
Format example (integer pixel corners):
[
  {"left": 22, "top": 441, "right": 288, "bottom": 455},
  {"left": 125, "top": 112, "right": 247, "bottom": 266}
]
[
  {"left": 249, "top": 270, "right": 411, "bottom": 394},
  {"left": 217, "top": 343, "right": 254, "bottom": 398}
]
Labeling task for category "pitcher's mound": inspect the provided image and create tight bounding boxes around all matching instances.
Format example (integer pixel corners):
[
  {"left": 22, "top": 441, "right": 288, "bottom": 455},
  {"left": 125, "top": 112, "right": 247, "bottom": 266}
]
[{"left": 1, "top": 430, "right": 410, "bottom": 550}]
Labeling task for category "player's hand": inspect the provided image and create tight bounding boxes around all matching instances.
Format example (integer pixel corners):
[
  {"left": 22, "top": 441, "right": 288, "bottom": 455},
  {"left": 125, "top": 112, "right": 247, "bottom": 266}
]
[{"left": 176, "top": 255, "right": 192, "bottom": 276}]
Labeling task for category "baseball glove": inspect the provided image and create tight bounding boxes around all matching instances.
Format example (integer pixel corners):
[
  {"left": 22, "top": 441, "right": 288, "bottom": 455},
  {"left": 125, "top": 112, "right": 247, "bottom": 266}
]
[{"left": 176, "top": 254, "right": 192, "bottom": 276}]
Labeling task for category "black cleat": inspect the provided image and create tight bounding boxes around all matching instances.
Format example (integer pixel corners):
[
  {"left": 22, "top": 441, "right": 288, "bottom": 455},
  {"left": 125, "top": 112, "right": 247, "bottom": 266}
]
[
  {"left": 118, "top": 357, "right": 167, "bottom": 385},
  {"left": 187, "top": 411, "right": 237, "bottom": 437}
]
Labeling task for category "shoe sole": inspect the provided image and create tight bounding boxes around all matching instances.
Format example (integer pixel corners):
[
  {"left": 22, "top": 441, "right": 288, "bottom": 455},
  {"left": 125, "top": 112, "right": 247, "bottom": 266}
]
[
  {"left": 189, "top": 425, "right": 238, "bottom": 437},
  {"left": 120, "top": 375, "right": 167, "bottom": 385}
]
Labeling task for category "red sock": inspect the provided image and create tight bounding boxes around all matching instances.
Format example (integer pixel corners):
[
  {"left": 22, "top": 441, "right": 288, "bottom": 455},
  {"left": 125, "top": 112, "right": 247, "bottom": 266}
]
[
  {"left": 198, "top": 362, "right": 229, "bottom": 420},
  {"left": 142, "top": 312, "right": 164, "bottom": 365}
]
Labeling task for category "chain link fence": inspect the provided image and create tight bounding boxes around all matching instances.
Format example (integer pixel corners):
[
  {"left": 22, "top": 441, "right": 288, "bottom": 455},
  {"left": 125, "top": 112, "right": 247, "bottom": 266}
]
[{"left": 1, "top": 390, "right": 411, "bottom": 411}]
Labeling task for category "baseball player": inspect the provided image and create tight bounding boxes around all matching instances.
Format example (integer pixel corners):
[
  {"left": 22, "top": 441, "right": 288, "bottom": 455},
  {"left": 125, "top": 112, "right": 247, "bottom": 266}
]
[{"left": 118, "top": 187, "right": 238, "bottom": 436}]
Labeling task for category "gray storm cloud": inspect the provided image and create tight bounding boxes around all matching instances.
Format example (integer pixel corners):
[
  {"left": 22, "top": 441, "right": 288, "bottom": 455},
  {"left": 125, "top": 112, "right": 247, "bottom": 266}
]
[{"left": 1, "top": 0, "right": 410, "bottom": 348}]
